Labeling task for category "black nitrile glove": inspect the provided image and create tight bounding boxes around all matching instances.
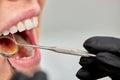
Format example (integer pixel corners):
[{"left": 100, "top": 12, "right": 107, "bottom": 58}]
[
  {"left": 11, "top": 71, "right": 47, "bottom": 80},
  {"left": 76, "top": 36, "right": 120, "bottom": 80}
]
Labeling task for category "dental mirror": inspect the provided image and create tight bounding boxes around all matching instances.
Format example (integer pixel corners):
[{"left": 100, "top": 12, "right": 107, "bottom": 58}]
[
  {"left": 0, "top": 36, "right": 18, "bottom": 57},
  {"left": 11, "top": 34, "right": 96, "bottom": 57}
]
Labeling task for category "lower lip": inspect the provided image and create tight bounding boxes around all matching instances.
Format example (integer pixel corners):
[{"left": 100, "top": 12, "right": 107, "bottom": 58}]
[{"left": 8, "top": 48, "right": 40, "bottom": 70}]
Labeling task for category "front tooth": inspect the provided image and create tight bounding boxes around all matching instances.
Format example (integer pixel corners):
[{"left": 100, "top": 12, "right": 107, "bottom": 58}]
[
  {"left": 25, "top": 19, "right": 34, "bottom": 30},
  {"left": 17, "top": 22, "right": 25, "bottom": 32},
  {"left": 9, "top": 26, "right": 18, "bottom": 34},
  {"left": 3, "top": 30, "right": 9, "bottom": 36},
  {"left": 33, "top": 17, "right": 38, "bottom": 27}
]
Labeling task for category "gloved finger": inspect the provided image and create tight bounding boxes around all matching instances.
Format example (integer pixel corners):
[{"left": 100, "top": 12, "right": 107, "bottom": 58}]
[
  {"left": 32, "top": 71, "right": 47, "bottom": 80},
  {"left": 95, "top": 53, "right": 120, "bottom": 80},
  {"left": 76, "top": 68, "right": 92, "bottom": 80},
  {"left": 11, "top": 72, "right": 30, "bottom": 80},
  {"left": 77, "top": 56, "right": 109, "bottom": 80},
  {"left": 83, "top": 36, "right": 120, "bottom": 55},
  {"left": 109, "top": 73, "right": 120, "bottom": 80},
  {"left": 77, "top": 52, "right": 120, "bottom": 80},
  {"left": 76, "top": 66, "right": 107, "bottom": 80},
  {"left": 79, "top": 57, "right": 96, "bottom": 66},
  {"left": 96, "top": 52, "right": 120, "bottom": 70}
]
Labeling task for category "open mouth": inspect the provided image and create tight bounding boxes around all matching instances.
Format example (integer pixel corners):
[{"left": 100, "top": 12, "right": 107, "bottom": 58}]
[{"left": 0, "top": 16, "right": 41, "bottom": 71}]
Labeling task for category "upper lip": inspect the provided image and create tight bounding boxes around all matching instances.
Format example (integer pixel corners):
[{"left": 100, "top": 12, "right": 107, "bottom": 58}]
[{"left": 0, "top": 8, "right": 40, "bottom": 33}]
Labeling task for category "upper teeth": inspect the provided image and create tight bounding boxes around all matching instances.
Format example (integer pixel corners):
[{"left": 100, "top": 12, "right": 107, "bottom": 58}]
[{"left": 2, "top": 17, "right": 38, "bottom": 36}]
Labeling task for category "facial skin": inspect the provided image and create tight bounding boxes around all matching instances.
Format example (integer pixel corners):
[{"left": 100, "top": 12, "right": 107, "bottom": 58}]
[{"left": 0, "top": 0, "right": 45, "bottom": 80}]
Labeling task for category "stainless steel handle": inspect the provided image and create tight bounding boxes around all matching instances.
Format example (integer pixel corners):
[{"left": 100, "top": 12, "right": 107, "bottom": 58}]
[{"left": 12, "top": 34, "right": 96, "bottom": 57}]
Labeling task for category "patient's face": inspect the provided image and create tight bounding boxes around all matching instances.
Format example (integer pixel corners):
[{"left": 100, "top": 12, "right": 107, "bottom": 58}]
[{"left": 0, "top": 0, "right": 45, "bottom": 80}]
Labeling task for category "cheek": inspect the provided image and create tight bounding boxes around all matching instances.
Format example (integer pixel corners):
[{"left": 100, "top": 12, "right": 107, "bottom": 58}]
[
  {"left": 36, "top": 0, "right": 45, "bottom": 40},
  {"left": 38, "top": 0, "right": 45, "bottom": 10},
  {"left": 34, "top": 17, "right": 41, "bottom": 42},
  {"left": 35, "top": 25, "right": 40, "bottom": 39}
]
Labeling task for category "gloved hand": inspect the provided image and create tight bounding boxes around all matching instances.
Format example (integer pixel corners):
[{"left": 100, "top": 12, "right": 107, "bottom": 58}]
[
  {"left": 76, "top": 36, "right": 120, "bottom": 80},
  {"left": 11, "top": 71, "right": 47, "bottom": 80}
]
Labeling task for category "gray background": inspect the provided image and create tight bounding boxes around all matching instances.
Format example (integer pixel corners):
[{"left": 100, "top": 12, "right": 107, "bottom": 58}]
[{"left": 40, "top": 0, "right": 120, "bottom": 80}]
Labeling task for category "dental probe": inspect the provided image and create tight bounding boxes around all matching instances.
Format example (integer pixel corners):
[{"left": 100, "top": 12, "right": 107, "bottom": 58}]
[{"left": 12, "top": 35, "right": 96, "bottom": 57}]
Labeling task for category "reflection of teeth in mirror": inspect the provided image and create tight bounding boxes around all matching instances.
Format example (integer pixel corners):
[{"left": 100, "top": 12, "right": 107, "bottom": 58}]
[{"left": 1, "top": 16, "right": 39, "bottom": 36}]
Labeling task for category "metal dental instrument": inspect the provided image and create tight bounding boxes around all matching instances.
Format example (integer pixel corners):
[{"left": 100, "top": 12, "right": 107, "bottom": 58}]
[
  {"left": 0, "top": 36, "right": 18, "bottom": 57},
  {"left": 12, "top": 35, "right": 96, "bottom": 57}
]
